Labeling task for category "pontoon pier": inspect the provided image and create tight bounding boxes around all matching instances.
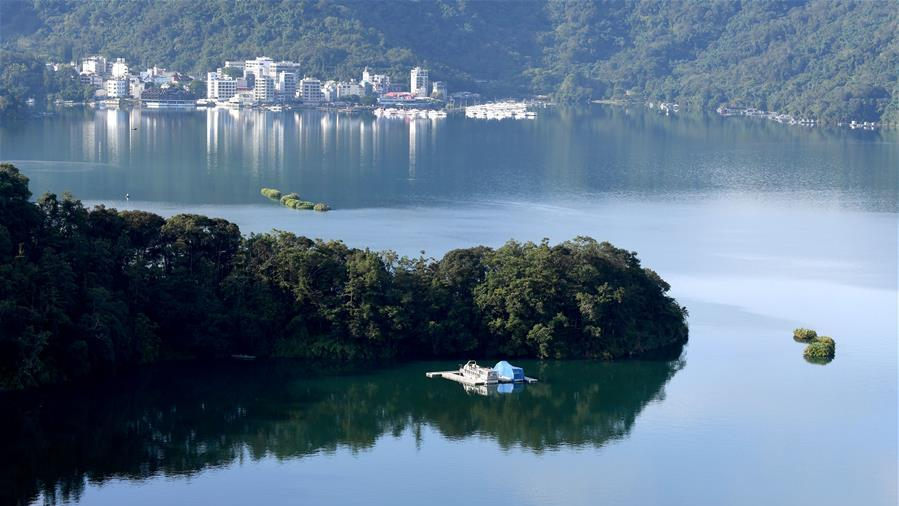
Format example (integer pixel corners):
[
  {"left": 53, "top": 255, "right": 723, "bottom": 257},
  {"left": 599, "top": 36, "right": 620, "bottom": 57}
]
[{"left": 426, "top": 360, "right": 538, "bottom": 386}]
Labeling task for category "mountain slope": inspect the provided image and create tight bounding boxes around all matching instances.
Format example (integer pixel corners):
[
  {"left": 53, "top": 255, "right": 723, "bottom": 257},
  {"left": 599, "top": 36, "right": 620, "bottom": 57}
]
[{"left": 1, "top": 0, "right": 896, "bottom": 122}]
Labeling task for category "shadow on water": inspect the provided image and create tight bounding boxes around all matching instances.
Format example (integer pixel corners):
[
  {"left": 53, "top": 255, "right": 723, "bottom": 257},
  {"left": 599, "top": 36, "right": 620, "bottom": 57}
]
[{"left": 0, "top": 356, "right": 684, "bottom": 505}]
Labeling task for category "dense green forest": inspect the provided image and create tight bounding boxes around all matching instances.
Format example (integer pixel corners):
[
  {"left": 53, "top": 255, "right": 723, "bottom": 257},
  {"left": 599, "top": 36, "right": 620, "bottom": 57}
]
[
  {"left": 0, "top": 0, "right": 896, "bottom": 122},
  {"left": 0, "top": 163, "right": 688, "bottom": 390}
]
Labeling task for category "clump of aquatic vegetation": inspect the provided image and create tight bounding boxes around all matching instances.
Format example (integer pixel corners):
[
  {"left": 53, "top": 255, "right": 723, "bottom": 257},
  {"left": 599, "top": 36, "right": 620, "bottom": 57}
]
[
  {"left": 793, "top": 328, "right": 836, "bottom": 364},
  {"left": 262, "top": 188, "right": 330, "bottom": 212},
  {"left": 792, "top": 328, "right": 817, "bottom": 342},
  {"left": 260, "top": 188, "right": 282, "bottom": 200},
  {"left": 803, "top": 336, "right": 836, "bottom": 363}
]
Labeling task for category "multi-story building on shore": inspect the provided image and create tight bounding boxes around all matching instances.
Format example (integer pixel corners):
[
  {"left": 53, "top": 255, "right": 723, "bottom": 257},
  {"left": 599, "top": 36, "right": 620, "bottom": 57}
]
[
  {"left": 104, "top": 79, "right": 129, "bottom": 99},
  {"left": 337, "top": 80, "right": 363, "bottom": 99},
  {"left": 410, "top": 67, "right": 429, "bottom": 97},
  {"left": 207, "top": 72, "right": 238, "bottom": 101},
  {"left": 431, "top": 81, "right": 447, "bottom": 100},
  {"left": 254, "top": 75, "right": 275, "bottom": 103},
  {"left": 271, "top": 61, "right": 300, "bottom": 79},
  {"left": 82, "top": 56, "right": 108, "bottom": 76},
  {"left": 300, "top": 77, "right": 324, "bottom": 103},
  {"left": 111, "top": 58, "right": 129, "bottom": 79},
  {"left": 362, "top": 67, "right": 390, "bottom": 95},
  {"left": 244, "top": 57, "right": 274, "bottom": 80},
  {"left": 276, "top": 72, "right": 297, "bottom": 101}
]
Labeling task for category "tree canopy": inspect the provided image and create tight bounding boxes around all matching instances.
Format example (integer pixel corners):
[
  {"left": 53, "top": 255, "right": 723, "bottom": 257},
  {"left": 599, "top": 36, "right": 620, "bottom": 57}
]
[{"left": 0, "top": 163, "right": 688, "bottom": 390}]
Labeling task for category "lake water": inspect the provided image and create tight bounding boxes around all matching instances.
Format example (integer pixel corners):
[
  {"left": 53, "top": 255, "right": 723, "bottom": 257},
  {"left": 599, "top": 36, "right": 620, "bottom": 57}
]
[{"left": 0, "top": 106, "right": 896, "bottom": 505}]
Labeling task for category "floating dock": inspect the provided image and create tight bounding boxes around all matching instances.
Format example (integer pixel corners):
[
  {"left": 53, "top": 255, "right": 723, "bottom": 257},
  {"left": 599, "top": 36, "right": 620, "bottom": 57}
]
[{"left": 425, "top": 370, "right": 538, "bottom": 386}]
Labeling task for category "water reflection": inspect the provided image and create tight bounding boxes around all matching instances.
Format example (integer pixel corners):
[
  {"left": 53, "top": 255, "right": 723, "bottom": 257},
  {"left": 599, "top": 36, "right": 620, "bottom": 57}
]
[
  {"left": 463, "top": 382, "right": 525, "bottom": 396},
  {"left": 1, "top": 358, "right": 682, "bottom": 505},
  {"left": 2, "top": 107, "right": 893, "bottom": 211}
]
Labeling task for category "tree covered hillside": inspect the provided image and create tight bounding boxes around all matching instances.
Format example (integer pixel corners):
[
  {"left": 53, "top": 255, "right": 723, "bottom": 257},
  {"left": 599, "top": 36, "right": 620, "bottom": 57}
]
[
  {"left": 0, "top": 0, "right": 896, "bottom": 122},
  {"left": 0, "top": 164, "right": 688, "bottom": 390}
]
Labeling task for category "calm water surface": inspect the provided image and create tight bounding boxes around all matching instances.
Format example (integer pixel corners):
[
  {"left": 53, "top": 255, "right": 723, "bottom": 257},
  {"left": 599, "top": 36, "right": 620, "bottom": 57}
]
[{"left": 0, "top": 107, "right": 896, "bottom": 505}]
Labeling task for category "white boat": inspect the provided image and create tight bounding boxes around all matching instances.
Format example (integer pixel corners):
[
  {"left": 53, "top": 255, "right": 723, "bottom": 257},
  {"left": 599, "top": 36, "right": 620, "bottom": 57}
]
[{"left": 460, "top": 360, "right": 498, "bottom": 385}]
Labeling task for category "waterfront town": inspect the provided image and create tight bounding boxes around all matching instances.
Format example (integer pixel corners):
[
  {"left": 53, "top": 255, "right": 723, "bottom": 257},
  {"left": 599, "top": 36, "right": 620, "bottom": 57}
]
[
  {"left": 50, "top": 54, "right": 484, "bottom": 112},
  {"left": 39, "top": 54, "right": 878, "bottom": 128}
]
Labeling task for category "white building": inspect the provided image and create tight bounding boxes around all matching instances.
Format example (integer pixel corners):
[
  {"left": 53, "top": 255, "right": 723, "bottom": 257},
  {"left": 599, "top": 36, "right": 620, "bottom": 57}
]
[
  {"left": 410, "top": 67, "right": 429, "bottom": 97},
  {"left": 300, "top": 77, "right": 324, "bottom": 103},
  {"left": 104, "top": 79, "right": 129, "bottom": 98},
  {"left": 431, "top": 81, "right": 447, "bottom": 100},
  {"left": 245, "top": 57, "right": 274, "bottom": 79},
  {"left": 224, "top": 60, "right": 245, "bottom": 72},
  {"left": 82, "top": 56, "right": 108, "bottom": 76},
  {"left": 207, "top": 72, "right": 238, "bottom": 101},
  {"left": 140, "top": 66, "right": 176, "bottom": 86},
  {"left": 254, "top": 75, "right": 275, "bottom": 103},
  {"left": 362, "top": 67, "right": 390, "bottom": 94},
  {"left": 337, "top": 80, "right": 363, "bottom": 99},
  {"left": 80, "top": 73, "right": 103, "bottom": 87},
  {"left": 322, "top": 81, "right": 338, "bottom": 102},
  {"left": 276, "top": 72, "right": 297, "bottom": 101},
  {"left": 111, "top": 58, "right": 129, "bottom": 79},
  {"left": 235, "top": 89, "right": 256, "bottom": 105},
  {"left": 129, "top": 77, "right": 144, "bottom": 99},
  {"left": 271, "top": 61, "right": 300, "bottom": 78}
]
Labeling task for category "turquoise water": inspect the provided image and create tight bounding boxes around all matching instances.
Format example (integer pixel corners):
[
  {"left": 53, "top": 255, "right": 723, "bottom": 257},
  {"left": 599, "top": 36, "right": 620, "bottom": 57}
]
[{"left": 0, "top": 106, "right": 896, "bottom": 505}]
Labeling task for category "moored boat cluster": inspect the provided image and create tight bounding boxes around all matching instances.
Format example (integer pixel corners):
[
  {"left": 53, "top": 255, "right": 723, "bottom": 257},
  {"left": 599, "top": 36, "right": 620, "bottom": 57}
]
[
  {"left": 373, "top": 108, "right": 447, "bottom": 119},
  {"left": 465, "top": 101, "right": 536, "bottom": 120}
]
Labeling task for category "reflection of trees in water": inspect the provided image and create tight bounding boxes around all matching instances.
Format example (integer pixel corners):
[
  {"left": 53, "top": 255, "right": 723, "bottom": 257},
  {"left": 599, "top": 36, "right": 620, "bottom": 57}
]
[{"left": 2, "top": 357, "right": 683, "bottom": 505}]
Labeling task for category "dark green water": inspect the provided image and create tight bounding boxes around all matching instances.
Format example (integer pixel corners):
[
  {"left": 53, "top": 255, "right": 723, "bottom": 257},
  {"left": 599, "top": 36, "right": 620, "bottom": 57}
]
[
  {"left": 0, "top": 107, "right": 896, "bottom": 505},
  {"left": 1, "top": 359, "right": 683, "bottom": 505}
]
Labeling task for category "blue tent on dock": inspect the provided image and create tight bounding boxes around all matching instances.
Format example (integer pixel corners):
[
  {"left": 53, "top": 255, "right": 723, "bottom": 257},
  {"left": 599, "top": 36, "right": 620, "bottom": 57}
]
[{"left": 493, "top": 361, "right": 525, "bottom": 382}]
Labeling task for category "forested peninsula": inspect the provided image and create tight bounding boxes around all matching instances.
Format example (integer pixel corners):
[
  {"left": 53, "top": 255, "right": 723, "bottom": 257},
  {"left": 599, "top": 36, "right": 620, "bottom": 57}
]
[
  {"left": 0, "top": 164, "right": 688, "bottom": 390},
  {"left": 1, "top": 0, "right": 897, "bottom": 123}
]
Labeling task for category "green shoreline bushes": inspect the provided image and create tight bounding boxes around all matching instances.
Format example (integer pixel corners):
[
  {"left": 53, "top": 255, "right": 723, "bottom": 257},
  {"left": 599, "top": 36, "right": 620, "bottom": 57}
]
[{"left": 0, "top": 164, "right": 688, "bottom": 389}]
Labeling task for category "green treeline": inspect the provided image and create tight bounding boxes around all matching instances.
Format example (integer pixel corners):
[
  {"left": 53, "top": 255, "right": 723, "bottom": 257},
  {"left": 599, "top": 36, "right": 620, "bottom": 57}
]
[
  {"left": 0, "top": 49, "right": 95, "bottom": 118},
  {"left": 0, "top": 164, "right": 688, "bottom": 390},
  {"left": 0, "top": 0, "right": 896, "bottom": 122}
]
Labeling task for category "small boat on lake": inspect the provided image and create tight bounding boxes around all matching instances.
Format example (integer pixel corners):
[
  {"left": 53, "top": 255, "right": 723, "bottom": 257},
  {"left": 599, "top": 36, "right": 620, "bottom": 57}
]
[{"left": 460, "top": 360, "right": 499, "bottom": 384}]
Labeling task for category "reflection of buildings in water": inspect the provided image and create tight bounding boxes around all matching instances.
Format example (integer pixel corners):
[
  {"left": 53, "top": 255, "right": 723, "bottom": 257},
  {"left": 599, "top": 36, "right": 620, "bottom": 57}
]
[
  {"left": 81, "top": 110, "right": 97, "bottom": 162},
  {"left": 205, "top": 107, "right": 245, "bottom": 175},
  {"left": 408, "top": 117, "right": 439, "bottom": 180},
  {"left": 240, "top": 110, "right": 286, "bottom": 177},
  {"left": 206, "top": 108, "right": 220, "bottom": 167},
  {"left": 268, "top": 114, "right": 285, "bottom": 176},
  {"left": 358, "top": 115, "right": 382, "bottom": 172},
  {"left": 408, "top": 119, "right": 419, "bottom": 180},
  {"left": 320, "top": 112, "right": 333, "bottom": 154},
  {"left": 127, "top": 108, "right": 141, "bottom": 163},
  {"left": 92, "top": 108, "right": 130, "bottom": 166},
  {"left": 104, "top": 109, "right": 118, "bottom": 163},
  {"left": 359, "top": 119, "right": 368, "bottom": 165}
]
